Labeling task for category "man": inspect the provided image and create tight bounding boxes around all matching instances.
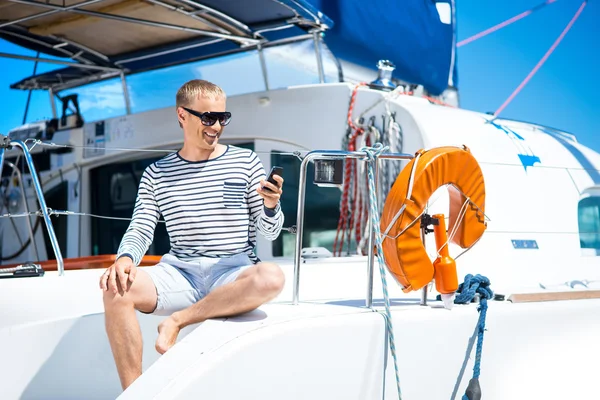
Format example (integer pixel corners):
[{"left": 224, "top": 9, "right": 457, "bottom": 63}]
[{"left": 99, "top": 79, "right": 285, "bottom": 390}]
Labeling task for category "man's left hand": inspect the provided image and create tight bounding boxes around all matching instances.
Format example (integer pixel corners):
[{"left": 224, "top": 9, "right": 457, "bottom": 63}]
[{"left": 257, "top": 174, "right": 284, "bottom": 209}]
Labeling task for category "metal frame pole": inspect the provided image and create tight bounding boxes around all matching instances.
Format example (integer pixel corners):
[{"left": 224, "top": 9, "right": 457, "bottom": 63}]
[
  {"left": 420, "top": 225, "right": 428, "bottom": 306},
  {"left": 7, "top": 139, "right": 65, "bottom": 275},
  {"left": 48, "top": 89, "right": 57, "bottom": 119},
  {"left": 312, "top": 30, "right": 325, "bottom": 83},
  {"left": 257, "top": 43, "right": 270, "bottom": 91},
  {"left": 366, "top": 158, "right": 379, "bottom": 308},
  {"left": 120, "top": 72, "right": 132, "bottom": 115},
  {"left": 292, "top": 155, "right": 311, "bottom": 305},
  {"left": 0, "top": 52, "right": 121, "bottom": 71}
]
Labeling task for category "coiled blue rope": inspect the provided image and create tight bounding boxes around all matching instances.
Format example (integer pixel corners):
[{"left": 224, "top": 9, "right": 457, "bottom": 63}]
[
  {"left": 361, "top": 143, "right": 402, "bottom": 399},
  {"left": 455, "top": 274, "right": 493, "bottom": 400}
]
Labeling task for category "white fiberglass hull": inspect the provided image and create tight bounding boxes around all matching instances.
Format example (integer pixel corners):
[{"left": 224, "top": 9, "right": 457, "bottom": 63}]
[{"left": 2, "top": 257, "right": 599, "bottom": 399}]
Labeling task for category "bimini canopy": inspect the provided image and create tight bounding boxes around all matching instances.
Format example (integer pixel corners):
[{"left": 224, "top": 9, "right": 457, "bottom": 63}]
[{"left": 1, "top": 0, "right": 333, "bottom": 91}]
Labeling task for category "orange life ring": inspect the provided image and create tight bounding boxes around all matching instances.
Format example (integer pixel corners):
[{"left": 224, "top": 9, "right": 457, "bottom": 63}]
[{"left": 380, "top": 146, "right": 487, "bottom": 293}]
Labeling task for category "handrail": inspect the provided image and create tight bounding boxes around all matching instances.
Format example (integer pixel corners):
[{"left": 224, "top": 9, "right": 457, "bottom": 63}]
[
  {"left": 0, "top": 136, "right": 65, "bottom": 275},
  {"left": 292, "top": 149, "right": 413, "bottom": 306},
  {"left": 0, "top": 254, "right": 162, "bottom": 271}
]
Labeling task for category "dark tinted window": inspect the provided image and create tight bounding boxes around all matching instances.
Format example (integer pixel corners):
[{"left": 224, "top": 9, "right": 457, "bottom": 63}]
[
  {"left": 270, "top": 151, "right": 342, "bottom": 257},
  {"left": 90, "top": 143, "right": 255, "bottom": 257},
  {"left": 90, "top": 157, "right": 167, "bottom": 257},
  {"left": 579, "top": 196, "right": 600, "bottom": 250}
]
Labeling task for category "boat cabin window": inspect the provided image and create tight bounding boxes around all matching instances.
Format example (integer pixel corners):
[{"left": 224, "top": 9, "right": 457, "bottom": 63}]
[
  {"left": 270, "top": 151, "right": 343, "bottom": 257},
  {"left": 90, "top": 143, "right": 255, "bottom": 257},
  {"left": 90, "top": 156, "right": 168, "bottom": 257},
  {"left": 578, "top": 195, "right": 600, "bottom": 250},
  {"left": 42, "top": 181, "right": 69, "bottom": 260}
]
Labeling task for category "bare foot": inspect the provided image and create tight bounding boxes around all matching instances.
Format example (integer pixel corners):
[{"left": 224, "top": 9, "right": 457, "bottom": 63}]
[{"left": 155, "top": 317, "right": 180, "bottom": 354}]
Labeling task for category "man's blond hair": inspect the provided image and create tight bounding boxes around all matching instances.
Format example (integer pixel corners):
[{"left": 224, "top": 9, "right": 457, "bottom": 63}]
[{"left": 176, "top": 79, "right": 225, "bottom": 109}]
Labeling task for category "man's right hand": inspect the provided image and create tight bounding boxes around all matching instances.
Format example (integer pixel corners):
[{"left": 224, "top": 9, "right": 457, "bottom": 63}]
[{"left": 100, "top": 256, "right": 137, "bottom": 294}]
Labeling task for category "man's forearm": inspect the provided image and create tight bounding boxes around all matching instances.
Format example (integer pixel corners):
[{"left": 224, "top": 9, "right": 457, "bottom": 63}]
[{"left": 256, "top": 203, "right": 284, "bottom": 240}]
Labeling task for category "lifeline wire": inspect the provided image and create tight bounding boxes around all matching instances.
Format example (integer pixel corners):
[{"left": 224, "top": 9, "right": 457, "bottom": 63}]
[{"left": 0, "top": 209, "right": 298, "bottom": 234}]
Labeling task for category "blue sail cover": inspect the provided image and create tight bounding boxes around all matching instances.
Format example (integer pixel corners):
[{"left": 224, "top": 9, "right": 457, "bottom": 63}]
[{"left": 308, "top": 0, "right": 457, "bottom": 95}]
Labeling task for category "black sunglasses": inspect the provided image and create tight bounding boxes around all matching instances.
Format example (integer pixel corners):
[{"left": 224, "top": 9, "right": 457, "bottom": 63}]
[{"left": 182, "top": 107, "right": 232, "bottom": 126}]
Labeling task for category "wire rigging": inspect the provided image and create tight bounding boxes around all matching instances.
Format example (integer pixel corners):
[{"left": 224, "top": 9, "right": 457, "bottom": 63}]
[
  {"left": 457, "top": 0, "right": 558, "bottom": 47},
  {"left": 494, "top": 0, "right": 587, "bottom": 116}
]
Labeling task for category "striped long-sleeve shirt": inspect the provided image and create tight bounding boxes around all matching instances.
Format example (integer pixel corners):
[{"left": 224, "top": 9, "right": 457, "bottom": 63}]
[{"left": 116, "top": 145, "right": 284, "bottom": 265}]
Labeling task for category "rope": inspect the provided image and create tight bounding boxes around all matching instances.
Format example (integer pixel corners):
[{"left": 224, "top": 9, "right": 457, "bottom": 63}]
[
  {"left": 361, "top": 143, "right": 402, "bottom": 399},
  {"left": 334, "top": 83, "right": 366, "bottom": 256},
  {"left": 355, "top": 126, "right": 378, "bottom": 254},
  {"left": 457, "top": 0, "right": 558, "bottom": 47},
  {"left": 454, "top": 274, "right": 493, "bottom": 400},
  {"left": 380, "top": 117, "right": 403, "bottom": 203},
  {"left": 334, "top": 82, "right": 453, "bottom": 256}
]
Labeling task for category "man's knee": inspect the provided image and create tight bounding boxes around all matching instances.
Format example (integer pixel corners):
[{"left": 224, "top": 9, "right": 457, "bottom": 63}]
[
  {"left": 102, "top": 271, "right": 158, "bottom": 314},
  {"left": 103, "top": 282, "right": 135, "bottom": 310},
  {"left": 254, "top": 263, "right": 285, "bottom": 297}
]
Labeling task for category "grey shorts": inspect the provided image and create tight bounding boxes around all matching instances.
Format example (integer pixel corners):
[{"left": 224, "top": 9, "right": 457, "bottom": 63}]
[{"left": 143, "top": 253, "right": 255, "bottom": 316}]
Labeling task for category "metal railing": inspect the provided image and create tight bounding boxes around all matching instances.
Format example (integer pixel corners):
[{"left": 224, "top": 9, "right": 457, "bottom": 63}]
[
  {"left": 0, "top": 135, "right": 65, "bottom": 275},
  {"left": 0, "top": 140, "right": 411, "bottom": 286},
  {"left": 292, "top": 149, "right": 413, "bottom": 306}
]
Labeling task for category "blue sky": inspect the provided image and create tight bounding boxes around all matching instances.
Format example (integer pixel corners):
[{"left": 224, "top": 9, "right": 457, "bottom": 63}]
[
  {"left": 0, "top": 0, "right": 598, "bottom": 152},
  {"left": 456, "top": 0, "right": 599, "bottom": 152}
]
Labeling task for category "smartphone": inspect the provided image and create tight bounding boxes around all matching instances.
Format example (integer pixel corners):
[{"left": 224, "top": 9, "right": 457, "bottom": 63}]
[{"left": 263, "top": 166, "right": 283, "bottom": 192}]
